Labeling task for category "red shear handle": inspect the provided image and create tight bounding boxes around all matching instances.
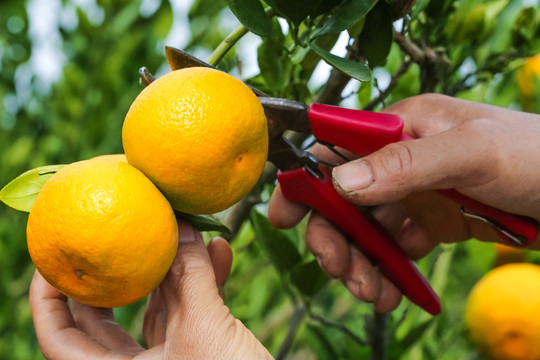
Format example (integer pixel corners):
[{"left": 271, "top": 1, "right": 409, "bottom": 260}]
[
  {"left": 309, "top": 103, "right": 539, "bottom": 247},
  {"left": 278, "top": 168, "right": 441, "bottom": 315}
]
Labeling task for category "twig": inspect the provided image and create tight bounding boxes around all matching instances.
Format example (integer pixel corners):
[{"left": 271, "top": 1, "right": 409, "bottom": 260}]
[
  {"left": 367, "top": 312, "right": 389, "bottom": 360},
  {"left": 207, "top": 25, "right": 249, "bottom": 66},
  {"left": 393, "top": 30, "right": 424, "bottom": 64},
  {"left": 363, "top": 60, "right": 411, "bottom": 111},
  {"left": 276, "top": 305, "right": 306, "bottom": 360},
  {"left": 308, "top": 311, "right": 369, "bottom": 346},
  {"left": 208, "top": 8, "right": 275, "bottom": 67},
  {"left": 393, "top": 30, "right": 449, "bottom": 93}
]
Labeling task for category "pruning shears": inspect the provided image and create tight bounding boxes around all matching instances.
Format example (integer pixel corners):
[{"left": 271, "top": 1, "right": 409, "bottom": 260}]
[{"left": 153, "top": 46, "right": 539, "bottom": 316}]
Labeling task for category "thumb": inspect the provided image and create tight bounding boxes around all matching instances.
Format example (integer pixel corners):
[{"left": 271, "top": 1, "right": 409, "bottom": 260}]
[
  {"left": 331, "top": 120, "right": 496, "bottom": 205},
  {"left": 159, "top": 221, "right": 222, "bottom": 314}
]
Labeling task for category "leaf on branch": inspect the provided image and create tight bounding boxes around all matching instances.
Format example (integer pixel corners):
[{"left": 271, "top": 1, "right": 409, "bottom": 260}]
[
  {"left": 356, "top": 1, "right": 394, "bottom": 67},
  {"left": 264, "top": 0, "right": 323, "bottom": 25},
  {"left": 315, "top": 0, "right": 379, "bottom": 37},
  {"left": 175, "top": 212, "right": 231, "bottom": 234},
  {"left": 250, "top": 209, "right": 302, "bottom": 273},
  {"left": 289, "top": 259, "right": 328, "bottom": 297},
  {"left": 258, "top": 37, "right": 288, "bottom": 95},
  {"left": 309, "top": 41, "right": 371, "bottom": 82},
  {"left": 0, "top": 165, "right": 66, "bottom": 212},
  {"left": 226, "top": 0, "right": 274, "bottom": 37}
]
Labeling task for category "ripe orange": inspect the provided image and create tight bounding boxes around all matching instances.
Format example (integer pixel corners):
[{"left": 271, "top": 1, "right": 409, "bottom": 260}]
[
  {"left": 27, "top": 156, "right": 178, "bottom": 308},
  {"left": 465, "top": 263, "right": 540, "bottom": 360},
  {"left": 517, "top": 54, "right": 540, "bottom": 98},
  {"left": 122, "top": 67, "right": 268, "bottom": 215}
]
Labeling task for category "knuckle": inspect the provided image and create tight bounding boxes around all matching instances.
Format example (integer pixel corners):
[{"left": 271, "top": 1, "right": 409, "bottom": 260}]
[{"left": 377, "top": 142, "right": 414, "bottom": 178}]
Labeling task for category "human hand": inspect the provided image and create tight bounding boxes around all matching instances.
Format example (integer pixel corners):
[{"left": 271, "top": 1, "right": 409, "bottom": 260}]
[
  {"left": 269, "top": 93, "right": 540, "bottom": 312},
  {"left": 30, "top": 221, "right": 273, "bottom": 360}
]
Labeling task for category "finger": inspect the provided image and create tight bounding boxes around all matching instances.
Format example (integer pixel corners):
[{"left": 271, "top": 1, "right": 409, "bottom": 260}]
[
  {"left": 370, "top": 203, "right": 407, "bottom": 237},
  {"left": 305, "top": 212, "right": 350, "bottom": 278},
  {"left": 159, "top": 221, "right": 222, "bottom": 316},
  {"left": 29, "top": 271, "right": 129, "bottom": 360},
  {"left": 400, "top": 191, "right": 475, "bottom": 246},
  {"left": 373, "top": 276, "right": 403, "bottom": 313},
  {"left": 394, "top": 219, "right": 438, "bottom": 260},
  {"left": 341, "top": 246, "right": 381, "bottom": 303},
  {"left": 383, "top": 94, "right": 505, "bottom": 138},
  {"left": 207, "top": 237, "right": 233, "bottom": 299},
  {"left": 332, "top": 119, "right": 499, "bottom": 206},
  {"left": 268, "top": 184, "right": 310, "bottom": 229},
  {"left": 70, "top": 301, "right": 143, "bottom": 355},
  {"left": 143, "top": 288, "right": 167, "bottom": 348}
]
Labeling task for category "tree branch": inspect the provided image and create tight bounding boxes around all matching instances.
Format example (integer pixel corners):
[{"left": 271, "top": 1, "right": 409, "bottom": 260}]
[
  {"left": 367, "top": 312, "right": 389, "bottom": 360},
  {"left": 276, "top": 305, "right": 306, "bottom": 360},
  {"left": 393, "top": 30, "right": 450, "bottom": 93},
  {"left": 364, "top": 60, "right": 411, "bottom": 111}
]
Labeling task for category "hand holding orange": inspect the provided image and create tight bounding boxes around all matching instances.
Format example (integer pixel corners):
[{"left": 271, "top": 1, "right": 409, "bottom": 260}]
[{"left": 23, "top": 66, "right": 268, "bottom": 308}]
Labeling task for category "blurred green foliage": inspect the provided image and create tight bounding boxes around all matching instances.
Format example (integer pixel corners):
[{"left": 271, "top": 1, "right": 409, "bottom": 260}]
[{"left": 1, "top": 0, "right": 540, "bottom": 359}]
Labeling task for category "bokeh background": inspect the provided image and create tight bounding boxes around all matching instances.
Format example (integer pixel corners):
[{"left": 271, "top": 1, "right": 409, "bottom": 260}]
[{"left": 1, "top": 0, "right": 540, "bottom": 359}]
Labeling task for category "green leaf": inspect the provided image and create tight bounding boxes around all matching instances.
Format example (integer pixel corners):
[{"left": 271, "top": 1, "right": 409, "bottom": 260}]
[
  {"left": 264, "top": 0, "right": 323, "bottom": 25},
  {"left": 289, "top": 259, "right": 328, "bottom": 297},
  {"left": 464, "top": 239, "right": 495, "bottom": 274},
  {"left": 257, "top": 38, "right": 287, "bottom": 95},
  {"left": 316, "top": 0, "right": 379, "bottom": 37},
  {"left": 356, "top": 1, "right": 393, "bottom": 67},
  {"left": 226, "top": 0, "right": 274, "bottom": 37},
  {"left": 305, "top": 324, "right": 340, "bottom": 359},
  {"left": 0, "top": 165, "right": 65, "bottom": 212},
  {"left": 309, "top": 41, "right": 371, "bottom": 82},
  {"left": 250, "top": 209, "right": 302, "bottom": 273},
  {"left": 388, "top": 318, "right": 435, "bottom": 357},
  {"left": 175, "top": 212, "right": 231, "bottom": 234}
]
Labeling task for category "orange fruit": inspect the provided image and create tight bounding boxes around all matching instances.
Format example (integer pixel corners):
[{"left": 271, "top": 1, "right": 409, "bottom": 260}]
[
  {"left": 26, "top": 157, "right": 178, "bottom": 308},
  {"left": 122, "top": 67, "right": 268, "bottom": 215},
  {"left": 465, "top": 263, "right": 540, "bottom": 360},
  {"left": 518, "top": 54, "right": 540, "bottom": 99},
  {"left": 494, "top": 243, "right": 527, "bottom": 267}
]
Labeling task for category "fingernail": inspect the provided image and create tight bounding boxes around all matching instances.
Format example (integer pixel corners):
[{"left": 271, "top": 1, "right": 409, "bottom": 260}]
[
  {"left": 178, "top": 222, "right": 198, "bottom": 243},
  {"left": 316, "top": 255, "right": 324, "bottom": 270},
  {"left": 333, "top": 160, "right": 374, "bottom": 192}
]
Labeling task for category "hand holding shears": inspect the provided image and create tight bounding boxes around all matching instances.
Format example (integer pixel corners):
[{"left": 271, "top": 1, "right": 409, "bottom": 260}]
[{"left": 160, "top": 47, "right": 539, "bottom": 315}]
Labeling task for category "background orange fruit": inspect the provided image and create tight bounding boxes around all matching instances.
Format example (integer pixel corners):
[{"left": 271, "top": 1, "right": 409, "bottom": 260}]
[
  {"left": 465, "top": 263, "right": 540, "bottom": 360},
  {"left": 122, "top": 67, "right": 268, "bottom": 215},
  {"left": 518, "top": 54, "right": 540, "bottom": 98},
  {"left": 27, "top": 156, "right": 178, "bottom": 308}
]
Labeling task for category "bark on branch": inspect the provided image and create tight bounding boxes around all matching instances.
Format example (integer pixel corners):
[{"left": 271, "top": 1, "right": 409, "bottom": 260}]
[{"left": 393, "top": 30, "right": 450, "bottom": 93}]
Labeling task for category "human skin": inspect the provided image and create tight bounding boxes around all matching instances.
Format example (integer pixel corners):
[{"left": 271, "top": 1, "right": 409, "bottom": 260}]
[
  {"left": 29, "top": 221, "right": 273, "bottom": 360},
  {"left": 268, "top": 93, "right": 540, "bottom": 312}
]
